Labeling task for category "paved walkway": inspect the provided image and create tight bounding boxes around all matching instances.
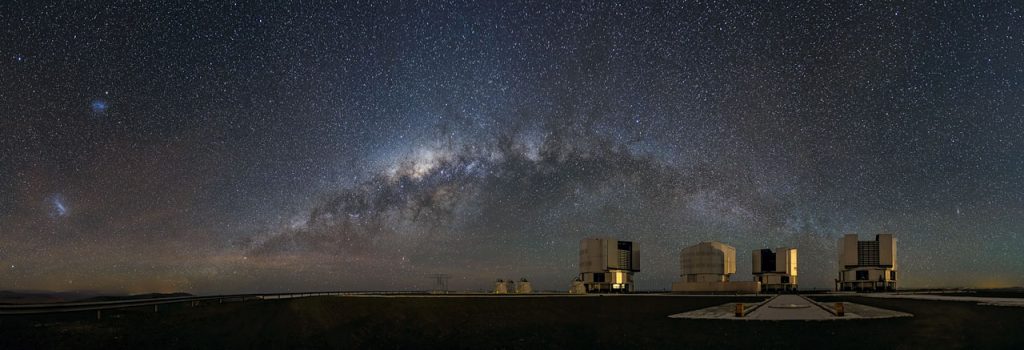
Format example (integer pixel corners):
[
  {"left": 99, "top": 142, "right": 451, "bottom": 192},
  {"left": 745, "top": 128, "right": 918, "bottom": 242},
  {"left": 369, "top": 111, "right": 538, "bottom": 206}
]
[
  {"left": 744, "top": 295, "right": 832, "bottom": 320},
  {"left": 666, "top": 299, "right": 766, "bottom": 319}
]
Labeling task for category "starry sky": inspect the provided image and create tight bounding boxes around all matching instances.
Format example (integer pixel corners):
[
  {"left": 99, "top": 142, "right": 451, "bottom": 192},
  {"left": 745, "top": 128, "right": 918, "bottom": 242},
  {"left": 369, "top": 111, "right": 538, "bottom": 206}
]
[{"left": 2, "top": 1, "right": 1023, "bottom": 294}]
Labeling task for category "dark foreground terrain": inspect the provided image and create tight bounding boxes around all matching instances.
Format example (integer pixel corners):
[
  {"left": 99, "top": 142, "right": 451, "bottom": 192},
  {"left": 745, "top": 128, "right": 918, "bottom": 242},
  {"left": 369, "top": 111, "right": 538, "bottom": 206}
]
[{"left": 1, "top": 295, "right": 1022, "bottom": 349}]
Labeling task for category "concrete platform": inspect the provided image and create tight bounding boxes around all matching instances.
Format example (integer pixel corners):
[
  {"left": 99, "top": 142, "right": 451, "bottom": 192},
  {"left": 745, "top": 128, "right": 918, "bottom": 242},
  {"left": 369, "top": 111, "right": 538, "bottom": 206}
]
[
  {"left": 863, "top": 293, "right": 1024, "bottom": 307},
  {"left": 669, "top": 294, "right": 912, "bottom": 321},
  {"left": 745, "top": 295, "right": 832, "bottom": 320}
]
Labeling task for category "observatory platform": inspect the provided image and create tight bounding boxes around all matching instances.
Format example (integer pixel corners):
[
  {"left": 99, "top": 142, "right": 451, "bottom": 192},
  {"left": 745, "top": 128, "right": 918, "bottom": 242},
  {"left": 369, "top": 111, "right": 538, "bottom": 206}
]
[{"left": 669, "top": 295, "right": 912, "bottom": 321}]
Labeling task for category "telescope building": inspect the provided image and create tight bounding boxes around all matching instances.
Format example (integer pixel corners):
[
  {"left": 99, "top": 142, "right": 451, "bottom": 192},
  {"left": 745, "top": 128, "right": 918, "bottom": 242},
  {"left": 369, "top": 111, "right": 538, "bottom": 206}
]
[
  {"left": 752, "top": 247, "right": 798, "bottom": 291},
  {"left": 837, "top": 233, "right": 897, "bottom": 291},
  {"left": 577, "top": 238, "right": 637, "bottom": 293},
  {"left": 671, "top": 241, "right": 760, "bottom": 293}
]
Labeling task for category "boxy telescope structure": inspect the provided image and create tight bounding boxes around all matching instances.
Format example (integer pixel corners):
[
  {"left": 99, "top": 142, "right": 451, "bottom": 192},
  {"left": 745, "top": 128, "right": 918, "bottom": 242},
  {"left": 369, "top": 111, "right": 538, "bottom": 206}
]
[
  {"left": 837, "top": 234, "right": 897, "bottom": 291},
  {"left": 577, "top": 238, "right": 637, "bottom": 293},
  {"left": 672, "top": 241, "right": 760, "bottom": 293},
  {"left": 752, "top": 247, "right": 798, "bottom": 291}
]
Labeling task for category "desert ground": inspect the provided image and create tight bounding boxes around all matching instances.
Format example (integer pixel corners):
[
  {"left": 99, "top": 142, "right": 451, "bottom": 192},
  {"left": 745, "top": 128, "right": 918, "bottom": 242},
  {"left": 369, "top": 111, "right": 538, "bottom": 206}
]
[{"left": 2, "top": 294, "right": 1022, "bottom": 349}]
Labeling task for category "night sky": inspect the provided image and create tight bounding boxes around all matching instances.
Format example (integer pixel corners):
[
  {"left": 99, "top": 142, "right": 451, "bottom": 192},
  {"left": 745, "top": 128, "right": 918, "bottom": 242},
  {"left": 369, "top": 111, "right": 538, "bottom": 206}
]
[{"left": 2, "top": 2, "right": 1022, "bottom": 294}]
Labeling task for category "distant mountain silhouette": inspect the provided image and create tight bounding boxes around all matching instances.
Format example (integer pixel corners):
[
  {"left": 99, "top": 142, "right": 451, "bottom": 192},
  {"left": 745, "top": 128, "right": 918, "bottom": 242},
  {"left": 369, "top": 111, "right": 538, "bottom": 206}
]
[
  {"left": 0, "top": 291, "right": 99, "bottom": 304},
  {"left": 79, "top": 292, "right": 193, "bottom": 302}
]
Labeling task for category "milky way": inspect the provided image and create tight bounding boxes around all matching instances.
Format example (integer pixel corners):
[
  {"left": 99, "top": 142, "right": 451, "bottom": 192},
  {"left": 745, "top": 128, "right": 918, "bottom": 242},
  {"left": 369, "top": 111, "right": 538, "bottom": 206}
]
[{"left": 1, "top": 2, "right": 1022, "bottom": 294}]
